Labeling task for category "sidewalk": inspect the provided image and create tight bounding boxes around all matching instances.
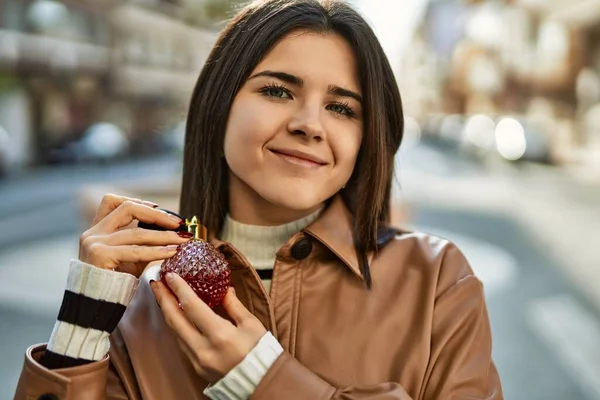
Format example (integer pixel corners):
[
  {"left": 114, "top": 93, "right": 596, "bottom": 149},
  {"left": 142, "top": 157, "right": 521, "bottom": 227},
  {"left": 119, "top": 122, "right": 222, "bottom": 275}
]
[
  {"left": 508, "top": 167, "right": 600, "bottom": 311},
  {"left": 0, "top": 234, "right": 78, "bottom": 315},
  {"left": 493, "top": 159, "right": 600, "bottom": 311},
  {"left": 398, "top": 157, "right": 600, "bottom": 312}
]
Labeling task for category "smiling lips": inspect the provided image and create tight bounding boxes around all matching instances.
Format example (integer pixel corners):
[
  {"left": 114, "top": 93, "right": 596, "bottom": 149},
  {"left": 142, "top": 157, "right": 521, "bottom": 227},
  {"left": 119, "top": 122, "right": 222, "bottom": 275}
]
[{"left": 269, "top": 148, "right": 328, "bottom": 168}]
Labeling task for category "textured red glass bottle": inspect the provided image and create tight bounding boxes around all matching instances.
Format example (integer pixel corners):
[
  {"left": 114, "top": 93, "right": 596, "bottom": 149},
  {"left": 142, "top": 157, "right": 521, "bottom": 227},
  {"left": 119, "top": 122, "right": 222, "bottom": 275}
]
[{"left": 159, "top": 216, "right": 231, "bottom": 308}]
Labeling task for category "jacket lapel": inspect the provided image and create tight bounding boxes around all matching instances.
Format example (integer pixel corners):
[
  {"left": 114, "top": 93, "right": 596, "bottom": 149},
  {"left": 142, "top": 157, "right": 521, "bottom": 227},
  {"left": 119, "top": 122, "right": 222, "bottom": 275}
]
[{"left": 303, "top": 195, "right": 364, "bottom": 281}]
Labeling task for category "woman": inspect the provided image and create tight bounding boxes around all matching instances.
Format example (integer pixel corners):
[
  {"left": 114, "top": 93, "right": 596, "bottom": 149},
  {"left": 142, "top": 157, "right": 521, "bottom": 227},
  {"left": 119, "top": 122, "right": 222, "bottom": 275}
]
[{"left": 15, "top": 0, "right": 503, "bottom": 399}]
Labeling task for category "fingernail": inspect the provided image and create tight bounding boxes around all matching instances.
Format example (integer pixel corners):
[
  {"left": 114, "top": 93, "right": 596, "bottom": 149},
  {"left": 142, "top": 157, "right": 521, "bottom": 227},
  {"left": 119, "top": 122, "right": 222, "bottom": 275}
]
[
  {"left": 169, "top": 215, "right": 183, "bottom": 224},
  {"left": 149, "top": 280, "right": 157, "bottom": 291},
  {"left": 163, "top": 245, "right": 179, "bottom": 252},
  {"left": 166, "top": 272, "right": 175, "bottom": 283},
  {"left": 143, "top": 201, "right": 159, "bottom": 208},
  {"left": 177, "top": 231, "right": 193, "bottom": 238}
]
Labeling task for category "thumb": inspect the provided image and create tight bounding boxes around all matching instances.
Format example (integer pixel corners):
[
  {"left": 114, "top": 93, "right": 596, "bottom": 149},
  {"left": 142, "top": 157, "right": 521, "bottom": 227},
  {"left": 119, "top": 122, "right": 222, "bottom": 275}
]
[{"left": 222, "top": 287, "right": 252, "bottom": 325}]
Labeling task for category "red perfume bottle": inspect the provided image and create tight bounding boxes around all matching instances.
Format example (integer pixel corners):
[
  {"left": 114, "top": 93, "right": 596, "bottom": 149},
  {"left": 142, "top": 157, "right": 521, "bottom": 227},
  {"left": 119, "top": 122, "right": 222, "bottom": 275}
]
[{"left": 159, "top": 216, "right": 231, "bottom": 308}]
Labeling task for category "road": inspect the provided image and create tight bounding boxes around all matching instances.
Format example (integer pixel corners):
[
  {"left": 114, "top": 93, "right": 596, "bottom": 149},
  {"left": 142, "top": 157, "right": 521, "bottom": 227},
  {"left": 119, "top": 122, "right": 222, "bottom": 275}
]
[
  {"left": 1, "top": 145, "right": 599, "bottom": 399},
  {"left": 0, "top": 155, "right": 182, "bottom": 248}
]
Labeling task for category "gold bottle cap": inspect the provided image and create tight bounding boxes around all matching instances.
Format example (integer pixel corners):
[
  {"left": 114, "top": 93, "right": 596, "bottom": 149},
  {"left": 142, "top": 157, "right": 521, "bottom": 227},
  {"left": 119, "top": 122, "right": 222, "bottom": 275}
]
[{"left": 186, "top": 216, "right": 207, "bottom": 241}]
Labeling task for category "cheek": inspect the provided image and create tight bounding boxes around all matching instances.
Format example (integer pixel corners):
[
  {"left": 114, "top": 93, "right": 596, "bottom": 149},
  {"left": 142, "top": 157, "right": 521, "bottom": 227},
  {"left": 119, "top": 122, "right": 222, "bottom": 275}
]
[
  {"left": 224, "top": 97, "right": 272, "bottom": 160},
  {"left": 332, "top": 127, "right": 362, "bottom": 176}
]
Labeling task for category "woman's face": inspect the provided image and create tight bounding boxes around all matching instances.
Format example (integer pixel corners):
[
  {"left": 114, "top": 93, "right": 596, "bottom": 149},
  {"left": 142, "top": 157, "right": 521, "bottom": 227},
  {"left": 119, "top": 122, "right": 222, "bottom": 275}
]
[{"left": 224, "top": 30, "right": 363, "bottom": 220}]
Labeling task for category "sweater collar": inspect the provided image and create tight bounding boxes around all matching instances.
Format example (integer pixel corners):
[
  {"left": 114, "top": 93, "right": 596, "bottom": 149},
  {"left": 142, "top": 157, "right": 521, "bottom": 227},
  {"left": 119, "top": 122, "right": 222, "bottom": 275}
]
[
  {"left": 220, "top": 209, "right": 322, "bottom": 268},
  {"left": 211, "top": 195, "right": 366, "bottom": 282}
]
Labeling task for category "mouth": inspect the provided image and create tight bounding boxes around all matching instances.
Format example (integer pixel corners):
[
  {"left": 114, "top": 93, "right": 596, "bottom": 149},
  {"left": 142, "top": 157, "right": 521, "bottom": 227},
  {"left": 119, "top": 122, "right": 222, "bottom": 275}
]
[{"left": 268, "top": 148, "right": 328, "bottom": 168}]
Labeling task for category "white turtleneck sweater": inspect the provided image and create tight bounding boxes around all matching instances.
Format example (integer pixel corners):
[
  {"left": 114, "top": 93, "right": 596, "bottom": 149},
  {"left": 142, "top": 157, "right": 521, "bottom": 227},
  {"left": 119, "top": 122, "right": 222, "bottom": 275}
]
[
  {"left": 220, "top": 210, "right": 321, "bottom": 293},
  {"left": 43, "top": 209, "right": 321, "bottom": 400}
]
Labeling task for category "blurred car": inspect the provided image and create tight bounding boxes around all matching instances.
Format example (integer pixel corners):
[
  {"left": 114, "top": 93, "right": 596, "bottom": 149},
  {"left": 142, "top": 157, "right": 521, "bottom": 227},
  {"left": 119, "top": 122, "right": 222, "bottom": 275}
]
[
  {"left": 46, "top": 123, "right": 129, "bottom": 164},
  {"left": 460, "top": 114, "right": 497, "bottom": 157},
  {"left": 78, "top": 123, "right": 129, "bottom": 161},
  {"left": 420, "top": 114, "right": 466, "bottom": 149},
  {"left": 522, "top": 119, "right": 554, "bottom": 164},
  {"left": 420, "top": 114, "right": 445, "bottom": 139},
  {"left": 158, "top": 120, "right": 186, "bottom": 155},
  {"left": 461, "top": 114, "right": 552, "bottom": 164},
  {"left": 419, "top": 112, "right": 553, "bottom": 164},
  {"left": 438, "top": 114, "right": 467, "bottom": 147}
]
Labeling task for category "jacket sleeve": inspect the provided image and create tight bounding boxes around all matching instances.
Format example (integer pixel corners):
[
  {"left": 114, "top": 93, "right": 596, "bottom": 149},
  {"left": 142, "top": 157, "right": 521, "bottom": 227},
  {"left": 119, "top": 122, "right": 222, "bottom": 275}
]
[
  {"left": 251, "top": 245, "right": 502, "bottom": 400},
  {"left": 250, "top": 352, "right": 413, "bottom": 399},
  {"left": 40, "top": 260, "right": 139, "bottom": 369},
  {"left": 13, "top": 260, "right": 139, "bottom": 400},
  {"left": 13, "top": 344, "right": 129, "bottom": 400}
]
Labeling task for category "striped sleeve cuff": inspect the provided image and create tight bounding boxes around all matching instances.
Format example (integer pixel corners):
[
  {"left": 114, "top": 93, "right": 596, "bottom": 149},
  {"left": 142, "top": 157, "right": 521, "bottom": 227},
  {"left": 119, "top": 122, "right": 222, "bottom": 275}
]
[
  {"left": 204, "top": 332, "right": 284, "bottom": 400},
  {"left": 41, "top": 259, "right": 139, "bottom": 369}
]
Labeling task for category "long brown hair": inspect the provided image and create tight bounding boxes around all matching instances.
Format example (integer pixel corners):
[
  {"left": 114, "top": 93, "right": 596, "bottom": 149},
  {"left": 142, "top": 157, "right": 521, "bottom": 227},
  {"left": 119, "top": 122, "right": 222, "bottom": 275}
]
[{"left": 179, "top": 0, "right": 404, "bottom": 288}]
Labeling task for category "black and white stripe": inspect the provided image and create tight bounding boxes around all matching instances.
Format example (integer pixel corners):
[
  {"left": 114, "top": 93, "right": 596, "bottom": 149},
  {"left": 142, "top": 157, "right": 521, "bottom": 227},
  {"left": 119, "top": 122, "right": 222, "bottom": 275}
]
[{"left": 41, "top": 260, "right": 139, "bottom": 369}]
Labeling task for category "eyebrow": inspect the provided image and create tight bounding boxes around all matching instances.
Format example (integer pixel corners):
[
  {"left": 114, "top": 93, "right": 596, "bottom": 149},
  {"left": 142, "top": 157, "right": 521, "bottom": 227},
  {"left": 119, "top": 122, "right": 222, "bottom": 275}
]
[
  {"left": 248, "top": 70, "right": 363, "bottom": 104},
  {"left": 327, "top": 85, "right": 362, "bottom": 104}
]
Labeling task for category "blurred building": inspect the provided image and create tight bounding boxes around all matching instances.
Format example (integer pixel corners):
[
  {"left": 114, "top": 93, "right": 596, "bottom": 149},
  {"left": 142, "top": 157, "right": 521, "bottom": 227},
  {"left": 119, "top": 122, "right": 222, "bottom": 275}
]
[
  {"left": 400, "top": 0, "right": 600, "bottom": 172},
  {"left": 107, "top": 2, "right": 216, "bottom": 156},
  {"left": 0, "top": 0, "right": 218, "bottom": 173}
]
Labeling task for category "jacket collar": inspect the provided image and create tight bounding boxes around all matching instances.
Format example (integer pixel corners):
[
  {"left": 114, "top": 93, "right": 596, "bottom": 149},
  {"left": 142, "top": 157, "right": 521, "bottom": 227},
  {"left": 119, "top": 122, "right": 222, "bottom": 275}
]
[
  {"left": 209, "top": 195, "right": 365, "bottom": 281},
  {"left": 303, "top": 195, "right": 363, "bottom": 281}
]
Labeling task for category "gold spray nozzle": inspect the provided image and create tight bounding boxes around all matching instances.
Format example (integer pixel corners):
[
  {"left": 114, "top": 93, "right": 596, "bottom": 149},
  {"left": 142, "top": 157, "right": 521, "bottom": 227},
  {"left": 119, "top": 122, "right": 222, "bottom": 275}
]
[{"left": 186, "top": 216, "right": 207, "bottom": 241}]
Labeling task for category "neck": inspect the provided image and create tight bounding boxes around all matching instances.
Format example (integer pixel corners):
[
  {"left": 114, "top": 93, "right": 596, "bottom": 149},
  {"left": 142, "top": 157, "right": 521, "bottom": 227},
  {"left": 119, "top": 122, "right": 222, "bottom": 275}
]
[{"left": 228, "top": 173, "right": 323, "bottom": 226}]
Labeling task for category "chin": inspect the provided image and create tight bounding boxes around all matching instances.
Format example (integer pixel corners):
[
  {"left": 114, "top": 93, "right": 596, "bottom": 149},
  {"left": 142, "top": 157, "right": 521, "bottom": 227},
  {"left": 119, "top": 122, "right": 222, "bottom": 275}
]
[{"left": 259, "top": 186, "right": 328, "bottom": 212}]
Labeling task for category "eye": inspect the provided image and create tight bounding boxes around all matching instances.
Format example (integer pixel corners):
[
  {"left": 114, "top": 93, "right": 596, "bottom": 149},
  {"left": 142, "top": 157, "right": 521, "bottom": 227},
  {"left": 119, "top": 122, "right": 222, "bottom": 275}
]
[
  {"left": 259, "top": 83, "right": 293, "bottom": 99},
  {"left": 327, "top": 101, "right": 357, "bottom": 118}
]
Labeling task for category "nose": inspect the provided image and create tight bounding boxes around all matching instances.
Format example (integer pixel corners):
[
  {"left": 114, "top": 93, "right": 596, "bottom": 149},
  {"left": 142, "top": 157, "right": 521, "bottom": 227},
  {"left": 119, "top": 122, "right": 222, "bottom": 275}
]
[{"left": 287, "top": 104, "right": 325, "bottom": 141}]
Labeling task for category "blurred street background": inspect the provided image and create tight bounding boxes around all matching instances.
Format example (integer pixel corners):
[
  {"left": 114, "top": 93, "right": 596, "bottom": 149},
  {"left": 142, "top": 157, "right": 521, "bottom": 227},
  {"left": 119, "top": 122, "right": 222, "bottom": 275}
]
[{"left": 1, "top": 0, "right": 600, "bottom": 399}]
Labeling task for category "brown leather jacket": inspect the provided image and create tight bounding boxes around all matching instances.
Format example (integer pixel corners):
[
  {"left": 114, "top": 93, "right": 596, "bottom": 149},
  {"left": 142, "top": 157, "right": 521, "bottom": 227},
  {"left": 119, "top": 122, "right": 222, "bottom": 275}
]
[{"left": 15, "top": 196, "right": 502, "bottom": 399}]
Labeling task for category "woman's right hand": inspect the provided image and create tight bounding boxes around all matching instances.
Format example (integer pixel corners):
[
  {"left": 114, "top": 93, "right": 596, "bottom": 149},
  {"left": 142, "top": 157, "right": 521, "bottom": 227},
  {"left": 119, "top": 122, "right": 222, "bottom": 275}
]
[{"left": 78, "top": 193, "right": 192, "bottom": 278}]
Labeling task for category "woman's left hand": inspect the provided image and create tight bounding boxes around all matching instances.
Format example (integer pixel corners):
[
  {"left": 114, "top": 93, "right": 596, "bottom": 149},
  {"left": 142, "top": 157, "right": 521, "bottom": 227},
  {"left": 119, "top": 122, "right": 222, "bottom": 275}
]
[{"left": 151, "top": 273, "right": 267, "bottom": 383}]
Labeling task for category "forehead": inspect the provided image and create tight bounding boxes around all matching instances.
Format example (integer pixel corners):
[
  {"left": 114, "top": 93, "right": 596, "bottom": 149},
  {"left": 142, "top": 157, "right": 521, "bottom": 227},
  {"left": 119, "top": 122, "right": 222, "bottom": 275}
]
[{"left": 253, "top": 30, "right": 360, "bottom": 93}]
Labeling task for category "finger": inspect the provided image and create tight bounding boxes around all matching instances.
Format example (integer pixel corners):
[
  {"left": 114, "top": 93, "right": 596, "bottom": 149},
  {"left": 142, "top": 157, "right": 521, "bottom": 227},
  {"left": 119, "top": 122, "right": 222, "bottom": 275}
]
[
  {"left": 92, "top": 193, "right": 158, "bottom": 227},
  {"left": 151, "top": 280, "right": 210, "bottom": 347},
  {"left": 163, "top": 272, "right": 225, "bottom": 335},
  {"left": 86, "top": 243, "right": 179, "bottom": 269},
  {"left": 114, "top": 244, "right": 181, "bottom": 263},
  {"left": 101, "top": 228, "right": 192, "bottom": 247},
  {"left": 221, "top": 288, "right": 253, "bottom": 325},
  {"left": 96, "top": 200, "right": 183, "bottom": 233}
]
